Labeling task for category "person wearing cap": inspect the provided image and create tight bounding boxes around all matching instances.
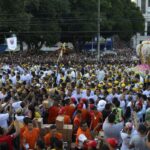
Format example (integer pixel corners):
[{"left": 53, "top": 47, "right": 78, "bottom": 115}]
[{"left": 129, "top": 124, "right": 149, "bottom": 150}]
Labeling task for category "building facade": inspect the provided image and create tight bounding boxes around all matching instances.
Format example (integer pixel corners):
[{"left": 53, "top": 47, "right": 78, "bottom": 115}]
[{"left": 132, "top": 0, "right": 150, "bottom": 48}]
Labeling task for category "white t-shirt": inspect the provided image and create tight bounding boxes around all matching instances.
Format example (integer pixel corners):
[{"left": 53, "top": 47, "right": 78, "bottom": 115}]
[
  {"left": 0, "top": 113, "right": 9, "bottom": 128},
  {"left": 15, "top": 115, "right": 25, "bottom": 123},
  {"left": 12, "top": 101, "right": 22, "bottom": 111}
]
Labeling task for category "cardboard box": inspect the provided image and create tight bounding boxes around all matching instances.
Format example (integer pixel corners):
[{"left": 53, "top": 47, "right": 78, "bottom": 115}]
[
  {"left": 41, "top": 124, "right": 52, "bottom": 136},
  {"left": 63, "top": 125, "right": 73, "bottom": 142},
  {"left": 56, "top": 116, "right": 64, "bottom": 130}
]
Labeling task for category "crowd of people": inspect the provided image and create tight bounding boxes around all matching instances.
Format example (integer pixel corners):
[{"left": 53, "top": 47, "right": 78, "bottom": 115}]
[{"left": 0, "top": 51, "right": 149, "bottom": 150}]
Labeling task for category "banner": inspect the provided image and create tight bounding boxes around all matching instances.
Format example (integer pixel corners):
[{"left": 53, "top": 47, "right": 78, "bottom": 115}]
[{"left": 6, "top": 37, "right": 17, "bottom": 51}]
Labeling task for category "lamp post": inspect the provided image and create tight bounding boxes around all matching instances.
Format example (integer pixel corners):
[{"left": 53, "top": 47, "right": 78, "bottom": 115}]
[{"left": 97, "top": 0, "right": 100, "bottom": 61}]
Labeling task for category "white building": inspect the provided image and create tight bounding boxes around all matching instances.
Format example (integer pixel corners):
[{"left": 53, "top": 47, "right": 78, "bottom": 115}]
[{"left": 131, "top": 0, "right": 150, "bottom": 48}]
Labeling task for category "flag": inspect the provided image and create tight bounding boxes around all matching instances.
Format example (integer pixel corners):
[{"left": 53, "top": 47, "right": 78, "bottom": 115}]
[{"left": 6, "top": 37, "right": 17, "bottom": 51}]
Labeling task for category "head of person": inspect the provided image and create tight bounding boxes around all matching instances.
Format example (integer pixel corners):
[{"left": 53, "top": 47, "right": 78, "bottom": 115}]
[
  {"left": 76, "top": 110, "right": 82, "bottom": 117},
  {"left": 138, "top": 124, "right": 147, "bottom": 136},
  {"left": 108, "top": 113, "right": 115, "bottom": 124},
  {"left": 23, "top": 117, "right": 30, "bottom": 126},
  {"left": 125, "top": 122, "right": 133, "bottom": 134},
  {"left": 80, "top": 122, "right": 88, "bottom": 131},
  {"left": 27, "top": 119, "right": 33, "bottom": 131},
  {"left": 50, "top": 125, "right": 57, "bottom": 137},
  {"left": 105, "top": 103, "right": 112, "bottom": 111}
]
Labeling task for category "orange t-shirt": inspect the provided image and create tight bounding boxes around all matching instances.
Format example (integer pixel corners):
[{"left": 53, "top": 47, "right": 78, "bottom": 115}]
[
  {"left": 64, "top": 105, "right": 75, "bottom": 119},
  {"left": 81, "top": 109, "right": 89, "bottom": 122},
  {"left": 73, "top": 116, "right": 81, "bottom": 128},
  {"left": 44, "top": 132, "right": 63, "bottom": 146},
  {"left": 90, "top": 111, "right": 103, "bottom": 131},
  {"left": 23, "top": 128, "right": 40, "bottom": 149},
  {"left": 20, "top": 125, "right": 27, "bottom": 148},
  {"left": 76, "top": 127, "right": 92, "bottom": 144},
  {"left": 48, "top": 106, "right": 59, "bottom": 124}
]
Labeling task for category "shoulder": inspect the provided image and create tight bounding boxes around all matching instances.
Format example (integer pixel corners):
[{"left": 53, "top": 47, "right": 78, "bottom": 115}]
[{"left": 44, "top": 133, "right": 51, "bottom": 139}]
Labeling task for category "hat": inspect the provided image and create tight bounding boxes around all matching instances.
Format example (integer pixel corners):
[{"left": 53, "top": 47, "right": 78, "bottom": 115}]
[
  {"left": 78, "top": 134, "right": 87, "bottom": 142},
  {"left": 86, "top": 140, "right": 97, "bottom": 148},
  {"left": 106, "top": 138, "right": 118, "bottom": 148},
  {"left": 97, "top": 100, "right": 106, "bottom": 112}
]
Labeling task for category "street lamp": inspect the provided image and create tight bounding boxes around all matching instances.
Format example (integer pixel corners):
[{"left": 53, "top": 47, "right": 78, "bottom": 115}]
[{"left": 97, "top": 0, "right": 100, "bottom": 61}]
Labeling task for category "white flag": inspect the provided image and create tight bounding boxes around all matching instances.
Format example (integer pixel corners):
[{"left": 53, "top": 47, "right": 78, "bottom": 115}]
[{"left": 6, "top": 37, "right": 17, "bottom": 51}]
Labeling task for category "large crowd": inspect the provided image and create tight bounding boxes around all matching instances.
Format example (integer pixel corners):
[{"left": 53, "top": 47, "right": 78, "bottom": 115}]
[{"left": 0, "top": 50, "right": 149, "bottom": 150}]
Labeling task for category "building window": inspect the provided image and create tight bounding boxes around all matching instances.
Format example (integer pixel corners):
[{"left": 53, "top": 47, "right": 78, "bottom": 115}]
[
  {"left": 141, "top": 0, "right": 146, "bottom": 14},
  {"left": 147, "top": 22, "right": 150, "bottom": 35}
]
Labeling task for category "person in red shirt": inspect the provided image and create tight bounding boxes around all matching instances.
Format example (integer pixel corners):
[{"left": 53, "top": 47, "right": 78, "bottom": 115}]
[
  {"left": 48, "top": 101, "right": 60, "bottom": 124},
  {"left": 90, "top": 106, "right": 103, "bottom": 133},
  {"left": 0, "top": 120, "right": 20, "bottom": 150},
  {"left": 64, "top": 100, "right": 75, "bottom": 119}
]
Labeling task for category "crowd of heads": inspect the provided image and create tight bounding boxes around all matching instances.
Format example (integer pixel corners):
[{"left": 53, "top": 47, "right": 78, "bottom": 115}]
[{"left": 0, "top": 50, "right": 149, "bottom": 149}]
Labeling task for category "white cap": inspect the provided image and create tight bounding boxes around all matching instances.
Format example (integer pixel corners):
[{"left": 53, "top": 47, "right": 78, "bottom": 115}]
[
  {"left": 97, "top": 100, "right": 106, "bottom": 112},
  {"left": 78, "top": 134, "right": 87, "bottom": 142}
]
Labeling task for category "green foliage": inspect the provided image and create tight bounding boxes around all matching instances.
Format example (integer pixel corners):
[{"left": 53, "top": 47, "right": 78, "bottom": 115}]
[{"left": 0, "top": 0, "right": 145, "bottom": 49}]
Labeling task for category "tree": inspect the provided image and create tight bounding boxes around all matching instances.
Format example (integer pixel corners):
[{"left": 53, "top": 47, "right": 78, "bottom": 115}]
[
  {"left": 0, "top": 0, "right": 144, "bottom": 51},
  {"left": 21, "top": 0, "right": 71, "bottom": 51},
  {"left": 60, "top": 0, "right": 97, "bottom": 50},
  {"left": 0, "top": 0, "right": 31, "bottom": 43}
]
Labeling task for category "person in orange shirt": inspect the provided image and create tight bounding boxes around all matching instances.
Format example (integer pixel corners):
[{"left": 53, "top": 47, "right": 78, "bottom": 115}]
[
  {"left": 73, "top": 110, "right": 82, "bottom": 133},
  {"left": 64, "top": 99, "right": 76, "bottom": 119},
  {"left": 48, "top": 101, "right": 60, "bottom": 124},
  {"left": 76, "top": 122, "right": 93, "bottom": 149},
  {"left": 20, "top": 117, "right": 29, "bottom": 149},
  {"left": 44, "top": 124, "right": 63, "bottom": 148},
  {"left": 23, "top": 119, "right": 40, "bottom": 149},
  {"left": 90, "top": 106, "right": 103, "bottom": 133},
  {"left": 77, "top": 101, "right": 89, "bottom": 122}
]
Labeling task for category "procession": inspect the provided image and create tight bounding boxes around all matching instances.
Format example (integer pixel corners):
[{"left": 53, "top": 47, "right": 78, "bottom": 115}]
[{"left": 0, "top": 0, "right": 150, "bottom": 150}]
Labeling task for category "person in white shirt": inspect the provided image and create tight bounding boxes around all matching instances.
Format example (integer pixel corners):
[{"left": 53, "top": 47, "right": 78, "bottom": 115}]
[
  {"left": 120, "top": 122, "right": 135, "bottom": 150},
  {"left": 0, "top": 113, "right": 9, "bottom": 129},
  {"left": 12, "top": 101, "right": 22, "bottom": 112}
]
